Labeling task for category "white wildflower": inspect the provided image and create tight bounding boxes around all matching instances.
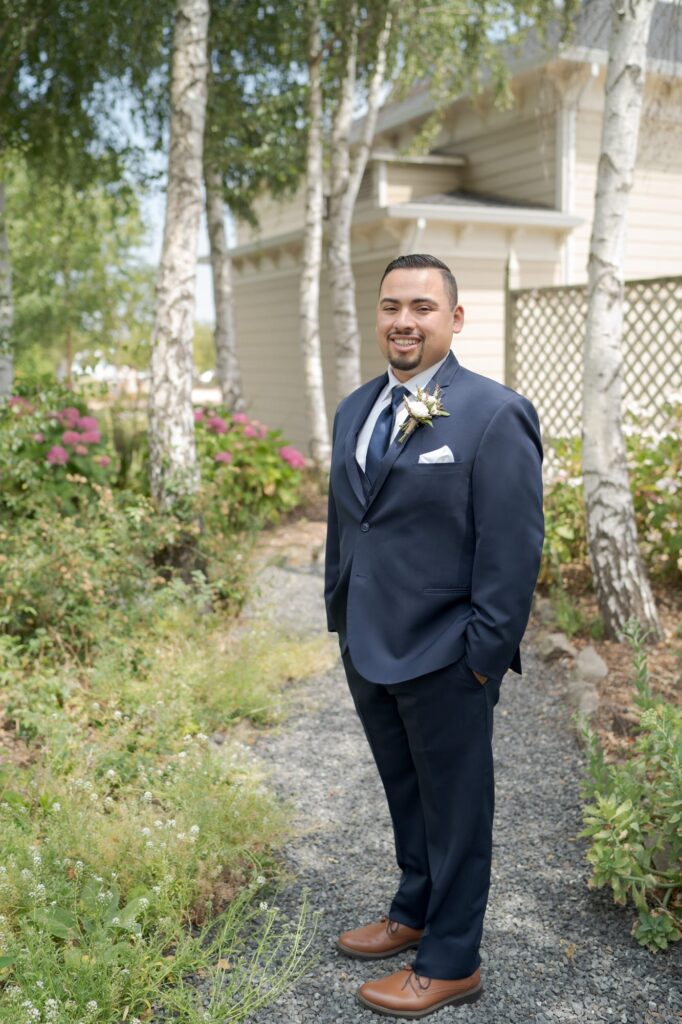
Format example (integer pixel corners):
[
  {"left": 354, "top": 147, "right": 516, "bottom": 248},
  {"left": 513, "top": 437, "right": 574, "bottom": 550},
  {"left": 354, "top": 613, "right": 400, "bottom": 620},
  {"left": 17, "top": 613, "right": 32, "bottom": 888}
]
[
  {"left": 142, "top": 791, "right": 153, "bottom": 803},
  {"left": 190, "top": 825, "right": 200, "bottom": 835},
  {"left": 259, "top": 901, "right": 268, "bottom": 911}
]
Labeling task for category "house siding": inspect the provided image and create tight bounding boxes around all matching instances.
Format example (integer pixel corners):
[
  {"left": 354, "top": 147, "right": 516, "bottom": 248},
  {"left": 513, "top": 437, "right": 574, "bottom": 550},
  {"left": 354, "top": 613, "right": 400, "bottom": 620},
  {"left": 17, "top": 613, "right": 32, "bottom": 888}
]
[{"left": 572, "top": 108, "right": 682, "bottom": 282}]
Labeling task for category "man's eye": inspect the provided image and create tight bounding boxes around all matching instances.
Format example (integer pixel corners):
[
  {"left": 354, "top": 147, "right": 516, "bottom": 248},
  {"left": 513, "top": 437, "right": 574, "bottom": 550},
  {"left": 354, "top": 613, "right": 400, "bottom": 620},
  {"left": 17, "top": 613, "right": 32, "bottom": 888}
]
[{"left": 418, "top": 307, "right": 432, "bottom": 313}]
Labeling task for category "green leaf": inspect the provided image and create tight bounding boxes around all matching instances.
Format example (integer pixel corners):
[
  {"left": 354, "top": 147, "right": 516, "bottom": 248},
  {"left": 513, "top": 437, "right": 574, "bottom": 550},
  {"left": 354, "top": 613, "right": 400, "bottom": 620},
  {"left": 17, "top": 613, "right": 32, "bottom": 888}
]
[
  {"left": 0, "top": 955, "right": 17, "bottom": 969},
  {"left": 32, "top": 906, "right": 80, "bottom": 940}
]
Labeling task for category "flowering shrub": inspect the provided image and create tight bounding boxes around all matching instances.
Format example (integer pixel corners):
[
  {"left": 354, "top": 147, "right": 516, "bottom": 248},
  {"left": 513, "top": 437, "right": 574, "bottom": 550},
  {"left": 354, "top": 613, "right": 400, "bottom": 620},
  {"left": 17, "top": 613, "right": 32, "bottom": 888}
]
[
  {"left": 0, "top": 390, "right": 116, "bottom": 515},
  {"left": 194, "top": 407, "right": 307, "bottom": 530},
  {"left": 0, "top": 490, "right": 175, "bottom": 654},
  {"left": 541, "top": 395, "right": 681, "bottom": 585}
]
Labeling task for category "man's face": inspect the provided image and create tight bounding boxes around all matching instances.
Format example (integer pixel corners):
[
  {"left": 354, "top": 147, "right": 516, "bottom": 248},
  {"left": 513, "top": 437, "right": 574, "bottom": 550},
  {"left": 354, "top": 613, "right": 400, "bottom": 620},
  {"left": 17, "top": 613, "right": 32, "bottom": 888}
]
[{"left": 376, "top": 268, "right": 464, "bottom": 381}]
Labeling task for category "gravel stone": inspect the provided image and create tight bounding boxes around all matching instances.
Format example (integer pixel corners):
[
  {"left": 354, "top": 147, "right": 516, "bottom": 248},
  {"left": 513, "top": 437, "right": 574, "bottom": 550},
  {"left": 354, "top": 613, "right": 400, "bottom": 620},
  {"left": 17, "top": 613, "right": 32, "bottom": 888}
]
[
  {"left": 537, "top": 632, "right": 579, "bottom": 661},
  {"left": 574, "top": 646, "right": 609, "bottom": 683},
  {"left": 212, "top": 557, "right": 682, "bottom": 1022}
]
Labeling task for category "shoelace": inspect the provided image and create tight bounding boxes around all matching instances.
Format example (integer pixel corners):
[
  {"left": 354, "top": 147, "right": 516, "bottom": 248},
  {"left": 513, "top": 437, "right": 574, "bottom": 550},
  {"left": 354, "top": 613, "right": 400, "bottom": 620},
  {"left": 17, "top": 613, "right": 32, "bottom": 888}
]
[
  {"left": 380, "top": 915, "right": 400, "bottom": 936},
  {"left": 400, "top": 964, "right": 431, "bottom": 993}
]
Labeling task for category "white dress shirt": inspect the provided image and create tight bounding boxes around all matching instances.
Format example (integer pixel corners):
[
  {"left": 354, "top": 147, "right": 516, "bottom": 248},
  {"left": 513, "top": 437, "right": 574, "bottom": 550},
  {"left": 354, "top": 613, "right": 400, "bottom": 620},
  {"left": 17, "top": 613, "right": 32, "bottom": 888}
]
[{"left": 355, "top": 354, "right": 450, "bottom": 472}]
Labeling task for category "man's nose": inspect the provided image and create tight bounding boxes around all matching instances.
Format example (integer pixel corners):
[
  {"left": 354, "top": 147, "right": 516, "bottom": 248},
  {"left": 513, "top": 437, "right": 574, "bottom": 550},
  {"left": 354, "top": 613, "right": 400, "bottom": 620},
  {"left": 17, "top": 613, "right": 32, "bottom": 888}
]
[{"left": 393, "top": 309, "right": 416, "bottom": 331}]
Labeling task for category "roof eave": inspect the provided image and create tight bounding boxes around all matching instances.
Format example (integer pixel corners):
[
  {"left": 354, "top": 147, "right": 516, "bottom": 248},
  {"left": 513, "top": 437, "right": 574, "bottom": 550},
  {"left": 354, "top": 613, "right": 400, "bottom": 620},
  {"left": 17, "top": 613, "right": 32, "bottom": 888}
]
[{"left": 385, "top": 203, "right": 583, "bottom": 230}]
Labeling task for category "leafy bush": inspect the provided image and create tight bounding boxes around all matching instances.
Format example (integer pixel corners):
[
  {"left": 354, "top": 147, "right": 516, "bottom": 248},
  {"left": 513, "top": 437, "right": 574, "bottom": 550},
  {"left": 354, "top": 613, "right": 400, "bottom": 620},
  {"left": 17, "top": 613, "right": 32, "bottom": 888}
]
[
  {"left": 578, "top": 623, "right": 681, "bottom": 952},
  {"left": 541, "top": 394, "right": 681, "bottom": 585},
  {"left": 0, "top": 390, "right": 116, "bottom": 516},
  {"left": 194, "top": 407, "right": 306, "bottom": 530}
]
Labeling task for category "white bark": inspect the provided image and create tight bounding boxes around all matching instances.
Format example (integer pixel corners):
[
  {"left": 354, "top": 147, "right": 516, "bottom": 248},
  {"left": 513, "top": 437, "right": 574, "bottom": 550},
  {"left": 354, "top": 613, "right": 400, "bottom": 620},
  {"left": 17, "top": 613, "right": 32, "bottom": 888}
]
[
  {"left": 0, "top": 183, "right": 13, "bottom": 401},
  {"left": 148, "top": 0, "right": 209, "bottom": 507},
  {"left": 328, "top": 4, "right": 393, "bottom": 401},
  {"left": 582, "top": 0, "right": 661, "bottom": 641},
  {"left": 299, "top": 2, "right": 331, "bottom": 469},
  {"left": 205, "top": 165, "right": 245, "bottom": 412}
]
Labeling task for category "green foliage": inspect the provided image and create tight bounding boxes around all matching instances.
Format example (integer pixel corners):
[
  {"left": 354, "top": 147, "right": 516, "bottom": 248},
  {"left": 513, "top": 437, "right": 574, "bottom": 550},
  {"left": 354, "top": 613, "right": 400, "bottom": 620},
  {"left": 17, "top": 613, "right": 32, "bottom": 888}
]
[
  {"left": 194, "top": 407, "right": 307, "bottom": 531},
  {"left": 624, "top": 397, "right": 682, "bottom": 582},
  {"left": 578, "top": 622, "right": 682, "bottom": 952},
  {"left": 0, "top": 583, "right": 327, "bottom": 1017},
  {"left": 541, "top": 396, "right": 682, "bottom": 586},
  {"left": 6, "top": 161, "right": 155, "bottom": 378}
]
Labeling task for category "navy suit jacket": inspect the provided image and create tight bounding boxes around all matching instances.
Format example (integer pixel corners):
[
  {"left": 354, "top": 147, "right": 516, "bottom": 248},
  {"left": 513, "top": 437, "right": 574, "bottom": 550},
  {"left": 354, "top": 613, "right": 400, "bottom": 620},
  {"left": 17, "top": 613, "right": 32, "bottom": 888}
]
[{"left": 324, "top": 351, "right": 544, "bottom": 685}]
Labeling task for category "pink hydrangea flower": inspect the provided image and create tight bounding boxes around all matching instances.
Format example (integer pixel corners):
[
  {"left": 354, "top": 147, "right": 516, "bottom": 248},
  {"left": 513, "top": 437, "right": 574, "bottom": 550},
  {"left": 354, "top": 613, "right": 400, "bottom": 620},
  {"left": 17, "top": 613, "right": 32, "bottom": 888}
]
[
  {"left": 278, "top": 446, "right": 306, "bottom": 470},
  {"left": 207, "top": 415, "right": 228, "bottom": 435},
  {"left": 58, "top": 407, "right": 81, "bottom": 427},
  {"left": 33, "top": 432, "right": 45, "bottom": 442},
  {"left": 77, "top": 415, "right": 99, "bottom": 431},
  {"left": 258, "top": 426, "right": 268, "bottom": 438},
  {"left": 47, "top": 445, "right": 69, "bottom": 465},
  {"left": 193, "top": 408, "right": 205, "bottom": 422},
  {"left": 214, "top": 451, "right": 233, "bottom": 464},
  {"left": 74, "top": 444, "right": 88, "bottom": 455},
  {"left": 244, "top": 425, "right": 258, "bottom": 438},
  {"left": 80, "top": 429, "right": 101, "bottom": 444},
  {"left": 62, "top": 430, "right": 82, "bottom": 445},
  {"left": 8, "top": 396, "right": 34, "bottom": 414},
  {"left": 96, "top": 455, "right": 111, "bottom": 467},
  {"left": 232, "top": 413, "right": 249, "bottom": 425}
]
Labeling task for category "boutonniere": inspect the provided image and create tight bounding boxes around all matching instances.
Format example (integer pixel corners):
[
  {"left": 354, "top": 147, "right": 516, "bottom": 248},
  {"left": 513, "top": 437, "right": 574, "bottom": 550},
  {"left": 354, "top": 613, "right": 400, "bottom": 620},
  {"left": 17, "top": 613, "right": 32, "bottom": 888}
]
[{"left": 398, "top": 385, "right": 449, "bottom": 443}]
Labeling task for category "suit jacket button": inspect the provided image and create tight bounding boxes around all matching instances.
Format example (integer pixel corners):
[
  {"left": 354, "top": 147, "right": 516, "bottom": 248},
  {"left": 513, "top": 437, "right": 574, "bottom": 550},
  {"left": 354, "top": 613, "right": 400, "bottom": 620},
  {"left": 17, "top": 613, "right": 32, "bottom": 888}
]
[{"left": 360, "top": 522, "right": 370, "bottom": 532}]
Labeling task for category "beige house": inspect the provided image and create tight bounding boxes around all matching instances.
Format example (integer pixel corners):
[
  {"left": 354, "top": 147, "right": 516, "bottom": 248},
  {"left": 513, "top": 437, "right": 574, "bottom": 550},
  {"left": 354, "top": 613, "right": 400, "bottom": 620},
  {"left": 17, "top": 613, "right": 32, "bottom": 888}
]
[{"left": 230, "top": 3, "right": 682, "bottom": 452}]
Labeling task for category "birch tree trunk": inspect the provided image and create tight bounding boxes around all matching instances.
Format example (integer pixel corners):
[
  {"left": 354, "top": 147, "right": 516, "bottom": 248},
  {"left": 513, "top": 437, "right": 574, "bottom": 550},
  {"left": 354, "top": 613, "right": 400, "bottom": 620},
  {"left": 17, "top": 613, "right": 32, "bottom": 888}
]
[
  {"left": 328, "top": 4, "right": 393, "bottom": 401},
  {"left": 299, "top": 1, "right": 331, "bottom": 468},
  {"left": 205, "top": 165, "right": 245, "bottom": 411},
  {"left": 0, "top": 184, "right": 13, "bottom": 401},
  {"left": 148, "top": 0, "right": 209, "bottom": 508},
  {"left": 582, "top": 0, "right": 661, "bottom": 641}
]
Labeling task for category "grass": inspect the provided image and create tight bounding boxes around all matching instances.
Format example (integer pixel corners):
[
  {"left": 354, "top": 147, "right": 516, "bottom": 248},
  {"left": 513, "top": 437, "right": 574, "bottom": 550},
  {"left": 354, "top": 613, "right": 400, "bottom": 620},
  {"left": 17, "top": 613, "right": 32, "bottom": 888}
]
[{"left": 0, "top": 582, "right": 335, "bottom": 1022}]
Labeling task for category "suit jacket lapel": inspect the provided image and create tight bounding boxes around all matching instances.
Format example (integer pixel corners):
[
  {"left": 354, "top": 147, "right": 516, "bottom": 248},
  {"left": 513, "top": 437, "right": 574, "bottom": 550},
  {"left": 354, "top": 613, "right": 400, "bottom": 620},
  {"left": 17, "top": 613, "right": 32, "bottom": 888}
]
[
  {"left": 344, "top": 373, "right": 388, "bottom": 508},
  {"left": 364, "top": 352, "right": 461, "bottom": 512}
]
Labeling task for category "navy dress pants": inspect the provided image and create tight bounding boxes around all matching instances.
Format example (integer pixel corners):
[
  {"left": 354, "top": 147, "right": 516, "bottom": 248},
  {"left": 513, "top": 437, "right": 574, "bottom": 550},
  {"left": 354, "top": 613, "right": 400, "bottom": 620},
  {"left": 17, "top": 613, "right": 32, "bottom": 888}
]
[{"left": 342, "top": 649, "right": 501, "bottom": 981}]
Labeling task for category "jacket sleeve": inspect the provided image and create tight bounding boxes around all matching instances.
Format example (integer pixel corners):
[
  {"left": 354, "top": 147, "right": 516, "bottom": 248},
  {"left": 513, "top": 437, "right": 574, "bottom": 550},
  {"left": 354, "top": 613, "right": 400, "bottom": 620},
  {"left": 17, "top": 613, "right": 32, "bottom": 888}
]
[
  {"left": 324, "top": 412, "right": 341, "bottom": 633},
  {"left": 465, "top": 395, "right": 544, "bottom": 680}
]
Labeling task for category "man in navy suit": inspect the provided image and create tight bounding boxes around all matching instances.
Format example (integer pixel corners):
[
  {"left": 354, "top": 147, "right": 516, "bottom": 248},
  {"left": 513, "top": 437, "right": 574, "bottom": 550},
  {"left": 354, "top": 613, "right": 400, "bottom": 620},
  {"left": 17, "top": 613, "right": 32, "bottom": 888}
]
[{"left": 324, "top": 254, "right": 544, "bottom": 1018}]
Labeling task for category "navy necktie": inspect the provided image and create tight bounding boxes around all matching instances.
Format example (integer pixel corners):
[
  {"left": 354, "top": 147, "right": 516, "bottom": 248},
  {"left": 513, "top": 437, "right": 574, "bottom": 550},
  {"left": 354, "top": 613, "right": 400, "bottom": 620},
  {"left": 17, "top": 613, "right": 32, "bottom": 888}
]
[{"left": 364, "top": 385, "right": 409, "bottom": 487}]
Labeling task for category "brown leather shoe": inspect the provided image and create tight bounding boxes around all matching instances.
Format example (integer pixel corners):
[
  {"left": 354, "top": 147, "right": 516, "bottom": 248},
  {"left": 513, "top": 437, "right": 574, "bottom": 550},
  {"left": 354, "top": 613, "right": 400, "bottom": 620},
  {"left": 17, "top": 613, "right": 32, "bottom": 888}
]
[
  {"left": 336, "top": 916, "right": 424, "bottom": 960},
  {"left": 356, "top": 965, "right": 482, "bottom": 1018}
]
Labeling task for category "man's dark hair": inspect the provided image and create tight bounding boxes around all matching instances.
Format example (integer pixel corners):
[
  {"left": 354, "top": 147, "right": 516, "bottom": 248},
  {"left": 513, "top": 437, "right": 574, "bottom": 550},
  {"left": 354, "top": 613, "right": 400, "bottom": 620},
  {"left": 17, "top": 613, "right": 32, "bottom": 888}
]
[{"left": 379, "top": 254, "right": 458, "bottom": 309}]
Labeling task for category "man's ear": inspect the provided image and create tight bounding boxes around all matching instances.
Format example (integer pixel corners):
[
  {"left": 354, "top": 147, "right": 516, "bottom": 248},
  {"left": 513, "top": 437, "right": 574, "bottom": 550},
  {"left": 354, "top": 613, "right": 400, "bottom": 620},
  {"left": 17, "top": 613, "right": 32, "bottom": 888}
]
[{"left": 452, "top": 305, "right": 465, "bottom": 335}]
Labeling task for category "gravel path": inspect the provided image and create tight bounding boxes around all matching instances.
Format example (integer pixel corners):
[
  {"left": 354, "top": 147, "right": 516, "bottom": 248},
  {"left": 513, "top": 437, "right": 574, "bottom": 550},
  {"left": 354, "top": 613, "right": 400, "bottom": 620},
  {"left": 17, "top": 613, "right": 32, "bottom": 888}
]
[{"left": 244, "top": 550, "right": 681, "bottom": 1024}]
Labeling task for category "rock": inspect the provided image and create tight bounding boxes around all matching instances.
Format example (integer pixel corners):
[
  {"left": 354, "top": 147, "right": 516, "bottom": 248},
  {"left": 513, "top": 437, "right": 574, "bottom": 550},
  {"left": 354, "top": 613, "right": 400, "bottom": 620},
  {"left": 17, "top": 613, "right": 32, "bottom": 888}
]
[
  {"left": 533, "top": 595, "right": 555, "bottom": 625},
  {"left": 537, "top": 631, "right": 578, "bottom": 661},
  {"left": 578, "top": 685, "right": 600, "bottom": 718},
  {"left": 574, "top": 645, "right": 608, "bottom": 684}
]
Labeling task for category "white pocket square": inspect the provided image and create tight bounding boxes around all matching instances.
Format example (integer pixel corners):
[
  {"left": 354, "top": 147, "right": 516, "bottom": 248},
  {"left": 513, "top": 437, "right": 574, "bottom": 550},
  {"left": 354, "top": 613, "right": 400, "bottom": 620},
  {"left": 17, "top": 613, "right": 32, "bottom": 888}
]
[{"left": 418, "top": 445, "right": 455, "bottom": 464}]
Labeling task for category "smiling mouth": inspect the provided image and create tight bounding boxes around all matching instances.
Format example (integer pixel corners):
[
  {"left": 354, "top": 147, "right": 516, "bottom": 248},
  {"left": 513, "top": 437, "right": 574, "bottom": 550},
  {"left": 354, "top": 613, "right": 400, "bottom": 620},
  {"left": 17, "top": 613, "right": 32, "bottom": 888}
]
[{"left": 389, "top": 336, "right": 422, "bottom": 349}]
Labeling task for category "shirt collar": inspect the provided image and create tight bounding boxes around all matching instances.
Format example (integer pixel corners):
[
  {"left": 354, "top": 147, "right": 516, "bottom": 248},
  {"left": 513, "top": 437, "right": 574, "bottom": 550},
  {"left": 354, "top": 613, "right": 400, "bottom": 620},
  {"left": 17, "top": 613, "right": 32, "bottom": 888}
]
[{"left": 386, "top": 353, "right": 450, "bottom": 395}]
